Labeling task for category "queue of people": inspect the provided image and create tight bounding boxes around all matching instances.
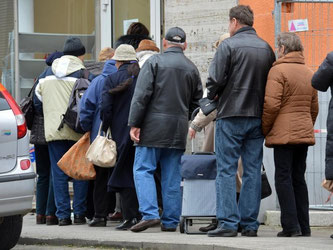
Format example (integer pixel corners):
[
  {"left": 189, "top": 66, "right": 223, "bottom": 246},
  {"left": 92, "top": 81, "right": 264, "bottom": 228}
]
[{"left": 27, "top": 4, "right": 333, "bottom": 239}]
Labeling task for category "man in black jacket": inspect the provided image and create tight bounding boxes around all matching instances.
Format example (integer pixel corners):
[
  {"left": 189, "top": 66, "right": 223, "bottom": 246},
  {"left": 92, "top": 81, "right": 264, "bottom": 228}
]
[
  {"left": 128, "top": 27, "right": 203, "bottom": 232},
  {"left": 311, "top": 52, "right": 333, "bottom": 240},
  {"left": 206, "top": 5, "right": 275, "bottom": 237}
]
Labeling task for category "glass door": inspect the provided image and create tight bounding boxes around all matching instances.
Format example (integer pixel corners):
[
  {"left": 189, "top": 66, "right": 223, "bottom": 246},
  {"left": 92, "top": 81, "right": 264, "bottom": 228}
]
[{"left": 111, "top": 0, "right": 161, "bottom": 49}]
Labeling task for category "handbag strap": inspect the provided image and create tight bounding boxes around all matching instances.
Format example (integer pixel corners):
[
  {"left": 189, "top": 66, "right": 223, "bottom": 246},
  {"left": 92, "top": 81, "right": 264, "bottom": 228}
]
[{"left": 99, "top": 121, "right": 113, "bottom": 139}]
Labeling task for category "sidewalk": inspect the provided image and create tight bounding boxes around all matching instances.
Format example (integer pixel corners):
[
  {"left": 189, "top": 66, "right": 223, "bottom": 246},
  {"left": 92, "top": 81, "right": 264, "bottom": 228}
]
[{"left": 19, "top": 213, "right": 333, "bottom": 250}]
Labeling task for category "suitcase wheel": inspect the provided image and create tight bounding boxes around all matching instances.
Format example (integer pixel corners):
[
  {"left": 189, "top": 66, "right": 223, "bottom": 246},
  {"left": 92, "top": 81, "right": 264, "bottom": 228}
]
[{"left": 179, "top": 216, "right": 185, "bottom": 233}]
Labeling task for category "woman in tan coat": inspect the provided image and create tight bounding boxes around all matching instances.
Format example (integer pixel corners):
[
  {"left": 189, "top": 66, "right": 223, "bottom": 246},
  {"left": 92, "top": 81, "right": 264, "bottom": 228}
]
[{"left": 262, "top": 32, "right": 318, "bottom": 237}]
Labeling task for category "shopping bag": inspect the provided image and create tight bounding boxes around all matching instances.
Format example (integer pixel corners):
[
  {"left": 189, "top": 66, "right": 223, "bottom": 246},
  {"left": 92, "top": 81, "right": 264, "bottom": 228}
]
[
  {"left": 57, "top": 132, "right": 96, "bottom": 180},
  {"left": 86, "top": 123, "right": 117, "bottom": 168}
]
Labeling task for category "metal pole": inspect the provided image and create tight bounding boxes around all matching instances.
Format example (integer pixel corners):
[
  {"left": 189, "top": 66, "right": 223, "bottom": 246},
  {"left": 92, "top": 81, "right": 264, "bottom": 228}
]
[
  {"left": 14, "top": 0, "right": 20, "bottom": 101},
  {"left": 274, "top": 0, "right": 282, "bottom": 49}
]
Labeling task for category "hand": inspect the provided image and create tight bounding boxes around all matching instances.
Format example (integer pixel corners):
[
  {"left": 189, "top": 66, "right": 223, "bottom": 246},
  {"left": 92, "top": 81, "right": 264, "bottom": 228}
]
[
  {"left": 189, "top": 127, "right": 196, "bottom": 139},
  {"left": 130, "top": 127, "right": 141, "bottom": 143}
]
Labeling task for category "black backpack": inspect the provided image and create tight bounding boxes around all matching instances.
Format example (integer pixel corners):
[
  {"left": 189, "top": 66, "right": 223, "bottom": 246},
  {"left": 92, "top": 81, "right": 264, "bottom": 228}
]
[{"left": 57, "top": 69, "right": 90, "bottom": 134}]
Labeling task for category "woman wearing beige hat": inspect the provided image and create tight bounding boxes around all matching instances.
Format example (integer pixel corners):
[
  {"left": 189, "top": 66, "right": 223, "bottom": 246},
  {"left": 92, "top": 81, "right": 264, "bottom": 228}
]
[{"left": 100, "top": 44, "right": 141, "bottom": 230}]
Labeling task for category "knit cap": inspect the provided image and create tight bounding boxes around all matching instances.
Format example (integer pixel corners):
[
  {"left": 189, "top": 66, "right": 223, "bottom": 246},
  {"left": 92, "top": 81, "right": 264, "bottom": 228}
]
[{"left": 63, "top": 37, "right": 86, "bottom": 57}]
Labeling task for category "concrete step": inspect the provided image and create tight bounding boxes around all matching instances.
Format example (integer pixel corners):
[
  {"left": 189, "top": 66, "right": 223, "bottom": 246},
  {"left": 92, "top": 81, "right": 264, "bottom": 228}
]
[{"left": 265, "top": 210, "right": 333, "bottom": 227}]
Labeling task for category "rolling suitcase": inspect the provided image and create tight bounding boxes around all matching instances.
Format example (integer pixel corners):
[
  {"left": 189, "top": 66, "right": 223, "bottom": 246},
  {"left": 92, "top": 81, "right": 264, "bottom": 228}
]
[{"left": 179, "top": 108, "right": 217, "bottom": 234}]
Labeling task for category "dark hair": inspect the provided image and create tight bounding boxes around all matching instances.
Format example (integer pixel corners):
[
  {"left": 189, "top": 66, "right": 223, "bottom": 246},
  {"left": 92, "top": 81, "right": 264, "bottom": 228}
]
[
  {"left": 109, "top": 62, "right": 140, "bottom": 95},
  {"left": 277, "top": 32, "right": 304, "bottom": 55},
  {"left": 126, "top": 22, "right": 149, "bottom": 36},
  {"left": 229, "top": 5, "right": 254, "bottom": 26}
]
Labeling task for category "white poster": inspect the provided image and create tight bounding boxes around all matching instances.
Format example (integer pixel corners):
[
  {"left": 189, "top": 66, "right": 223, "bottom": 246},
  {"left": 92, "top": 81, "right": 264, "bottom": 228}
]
[
  {"left": 288, "top": 19, "right": 309, "bottom": 32},
  {"left": 123, "top": 18, "right": 139, "bottom": 35}
]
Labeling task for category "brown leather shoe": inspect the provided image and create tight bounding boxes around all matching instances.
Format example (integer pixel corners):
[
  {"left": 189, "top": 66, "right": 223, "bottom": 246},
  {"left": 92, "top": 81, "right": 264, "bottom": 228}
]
[
  {"left": 130, "top": 219, "right": 160, "bottom": 232},
  {"left": 107, "top": 211, "right": 123, "bottom": 221},
  {"left": 36, "top": 214, "right": 46, "bottom": 224},
  {"left": 161, "top": 224, "right": 177, "bottom": 232},
  {"left": 46, "top": 215, "right": 58, "bottom": 225}
]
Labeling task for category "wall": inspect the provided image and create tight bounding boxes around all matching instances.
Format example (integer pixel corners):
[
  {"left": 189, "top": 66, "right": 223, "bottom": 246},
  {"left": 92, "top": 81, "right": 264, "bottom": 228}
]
[
  {"left": 164, "top": 0, "right": 237, "bottom": 85},
  {"left": 239, "top": 0, "right": 275, "bottom": 48}
]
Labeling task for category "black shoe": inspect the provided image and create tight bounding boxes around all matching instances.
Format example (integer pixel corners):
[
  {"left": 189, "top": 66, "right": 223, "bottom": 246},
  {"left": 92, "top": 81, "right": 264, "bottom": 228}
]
[
  {"left": 88, "top": 217, "right": 106, "bottom": 227},
  {"left": 58, "top": 218, "right": 72, "bottom": 226},
  {"left": 237, "top": 223, "right": 242, "bottom": 233},
  {"left": 161, "top": 224, "right": 177, "bottom": 232},
  {"left": 301, "top": 231, "right": 311, "bottom": 237},
  {"left": 330, "top": 234, "right": 333, "bottom": 239},
  {"left": 74, "top": 214, "right": 86, "bottom": 225},
  {"left": 115, "top": 218, "right": 138, "bottom": 230},
  {"left": 241, "top": 229, "right": 257, "bottom": 237},
  {"left": 277, "top": 230, "right": 301, "bottom": 237},
  {"left": 207, "top": 227, "right": 237, "bottom": 237},
  {"left": 199, "top": 222, "right": 218, "bottom": 232}
]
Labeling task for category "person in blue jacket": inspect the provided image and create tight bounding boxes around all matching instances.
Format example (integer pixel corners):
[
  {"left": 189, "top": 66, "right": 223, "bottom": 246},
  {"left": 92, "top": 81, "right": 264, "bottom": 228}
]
[{"left": 79, "top": 58, "right": 117, "bottom": 227}]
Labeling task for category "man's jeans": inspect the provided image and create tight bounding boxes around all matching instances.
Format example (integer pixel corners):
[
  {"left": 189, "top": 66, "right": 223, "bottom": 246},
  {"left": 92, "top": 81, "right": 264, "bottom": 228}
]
[
  {"left": 215, "top": 117, "right": 263, "bottom": 231},
  {"left": 48, "top": 140, "right": 89, "bottom": 219},
  {"left": 133, "top": 146, "right": 183, "bottom": 228}
]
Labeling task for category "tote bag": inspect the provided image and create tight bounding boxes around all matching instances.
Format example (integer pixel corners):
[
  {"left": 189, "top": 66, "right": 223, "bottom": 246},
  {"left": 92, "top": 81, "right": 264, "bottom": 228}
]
[
  {"left": 86, "top": 123, "right": 117, "bottom": 168},
  {"left": 57, "top": 132, "right": 96, "bottom": 180}
]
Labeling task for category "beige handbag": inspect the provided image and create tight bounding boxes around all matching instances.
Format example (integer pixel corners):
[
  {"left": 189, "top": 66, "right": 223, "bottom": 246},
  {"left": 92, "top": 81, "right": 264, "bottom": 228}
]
[{"left": 86, "top": 123, "right": 117, "bottom": 167}]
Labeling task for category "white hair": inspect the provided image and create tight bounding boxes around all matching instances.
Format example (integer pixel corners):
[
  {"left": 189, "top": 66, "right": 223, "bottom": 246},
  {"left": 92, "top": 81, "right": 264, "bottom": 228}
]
[{"left": 166, "top": 40, "right": 186, "bottom": 50}]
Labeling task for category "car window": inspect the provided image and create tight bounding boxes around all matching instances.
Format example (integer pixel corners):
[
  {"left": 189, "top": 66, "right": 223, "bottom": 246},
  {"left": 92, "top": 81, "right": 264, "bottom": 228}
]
[{"left": 0, "top": 92, "right": 10, "bottom": 111}]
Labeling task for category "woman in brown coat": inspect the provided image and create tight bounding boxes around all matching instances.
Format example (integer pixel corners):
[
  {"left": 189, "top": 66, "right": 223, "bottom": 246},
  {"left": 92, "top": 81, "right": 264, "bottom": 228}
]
[{"left": 262, "top": 32, "right": 318, "bottom": 237}]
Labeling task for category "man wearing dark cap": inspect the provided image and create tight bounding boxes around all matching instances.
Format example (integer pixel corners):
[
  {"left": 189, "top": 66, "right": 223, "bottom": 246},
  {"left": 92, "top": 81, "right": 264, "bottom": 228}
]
[
  {"left": 35, "top": 37, "right": 91, "bottom": 226},
  {"left": 128, "top": 27, "right": 203, "bottom": 232}
]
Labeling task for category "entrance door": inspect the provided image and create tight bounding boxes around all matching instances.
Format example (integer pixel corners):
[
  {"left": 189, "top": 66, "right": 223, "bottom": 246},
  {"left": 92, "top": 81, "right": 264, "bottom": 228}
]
[{"left": 99, "top": 0, "right": 161, "bottom": 50}]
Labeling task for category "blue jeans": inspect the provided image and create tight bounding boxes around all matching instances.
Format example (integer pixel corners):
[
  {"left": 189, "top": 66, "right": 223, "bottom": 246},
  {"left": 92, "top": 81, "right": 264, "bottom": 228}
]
[
  {"left": 215, "top": 117, "right": 263, "bottom": 231},
  {"left": 133, "top": 146, "right": 183, "bottom": 228},
  {"left": 48, "top": 140, "right": 89, "bottom": 219},
  {"left": 35, "top": 144, "right": 56, "bottom": 216}
]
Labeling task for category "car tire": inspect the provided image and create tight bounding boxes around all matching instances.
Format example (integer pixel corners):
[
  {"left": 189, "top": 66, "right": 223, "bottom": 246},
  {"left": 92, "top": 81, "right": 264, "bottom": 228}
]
[{"left": 0, "top": 215, "right": 23, "bottom": 250}]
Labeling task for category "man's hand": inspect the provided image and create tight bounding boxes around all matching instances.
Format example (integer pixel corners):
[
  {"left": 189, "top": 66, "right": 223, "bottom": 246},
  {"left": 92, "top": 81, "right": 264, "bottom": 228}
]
[
  {"left": 189, "top": 127, "right": 196, "bottom": 139},
  {"left": 130, "top": 127, "right": 141, "bottom": 143}
]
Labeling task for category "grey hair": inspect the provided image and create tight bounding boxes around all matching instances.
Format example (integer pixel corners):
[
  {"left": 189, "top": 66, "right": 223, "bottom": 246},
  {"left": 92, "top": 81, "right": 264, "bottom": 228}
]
[
  {"left": 166, "top": 40, "right": 185, "bottom": 50},
  {"left": 277, "top": 32, "right": 304, "bottom": 55}
]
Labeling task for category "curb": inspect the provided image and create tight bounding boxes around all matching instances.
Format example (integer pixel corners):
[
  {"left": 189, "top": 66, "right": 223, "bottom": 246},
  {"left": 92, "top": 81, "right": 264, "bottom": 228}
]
[{"left": 19, "top": 237, "right": 244, "bottom": 250}]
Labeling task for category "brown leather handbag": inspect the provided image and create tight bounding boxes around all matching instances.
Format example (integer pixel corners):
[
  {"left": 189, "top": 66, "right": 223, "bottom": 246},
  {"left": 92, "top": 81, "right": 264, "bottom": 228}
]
[{"left": 58, "top": 132, "right": 96, "bottom": 180}]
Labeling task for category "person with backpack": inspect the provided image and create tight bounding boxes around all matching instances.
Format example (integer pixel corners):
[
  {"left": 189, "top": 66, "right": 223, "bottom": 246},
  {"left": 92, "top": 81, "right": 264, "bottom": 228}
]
[
  {"left": 35, "top": 37, "right": 93, "bottom": 226},
  {"left": 79, "top": 48, "right": 117, "bottom": 227}
]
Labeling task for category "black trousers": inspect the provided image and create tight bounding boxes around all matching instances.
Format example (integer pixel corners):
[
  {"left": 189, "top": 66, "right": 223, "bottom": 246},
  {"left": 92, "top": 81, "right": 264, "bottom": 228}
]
[
  {"left": 93, "top": 166, "right": 115, "bottom": 218},
  {"left": 119, "top": 188, "right": 140, "bottom": 220},
  {"left": 274, "top": 144, "right": 310, "bottom": 234}
]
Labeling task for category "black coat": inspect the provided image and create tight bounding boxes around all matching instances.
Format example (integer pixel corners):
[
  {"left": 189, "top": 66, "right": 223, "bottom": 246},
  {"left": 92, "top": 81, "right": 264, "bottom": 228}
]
[
  {"left": 206, "top": 26, "right": 275, "bottom": 119},
  {"left": 101, "top": 63, "right": 137, "bottom": 190},
  {"left": 128, "top": 47, "right": 203, "bottom": 149},
  {"left": 312, "top": 51, "right": 333, "bottom": 180}
]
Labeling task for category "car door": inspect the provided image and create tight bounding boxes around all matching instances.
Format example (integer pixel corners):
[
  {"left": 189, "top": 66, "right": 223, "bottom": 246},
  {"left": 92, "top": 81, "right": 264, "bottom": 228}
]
[{"left": 0, "top": 91, "right": 18, "bottom": 173}]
